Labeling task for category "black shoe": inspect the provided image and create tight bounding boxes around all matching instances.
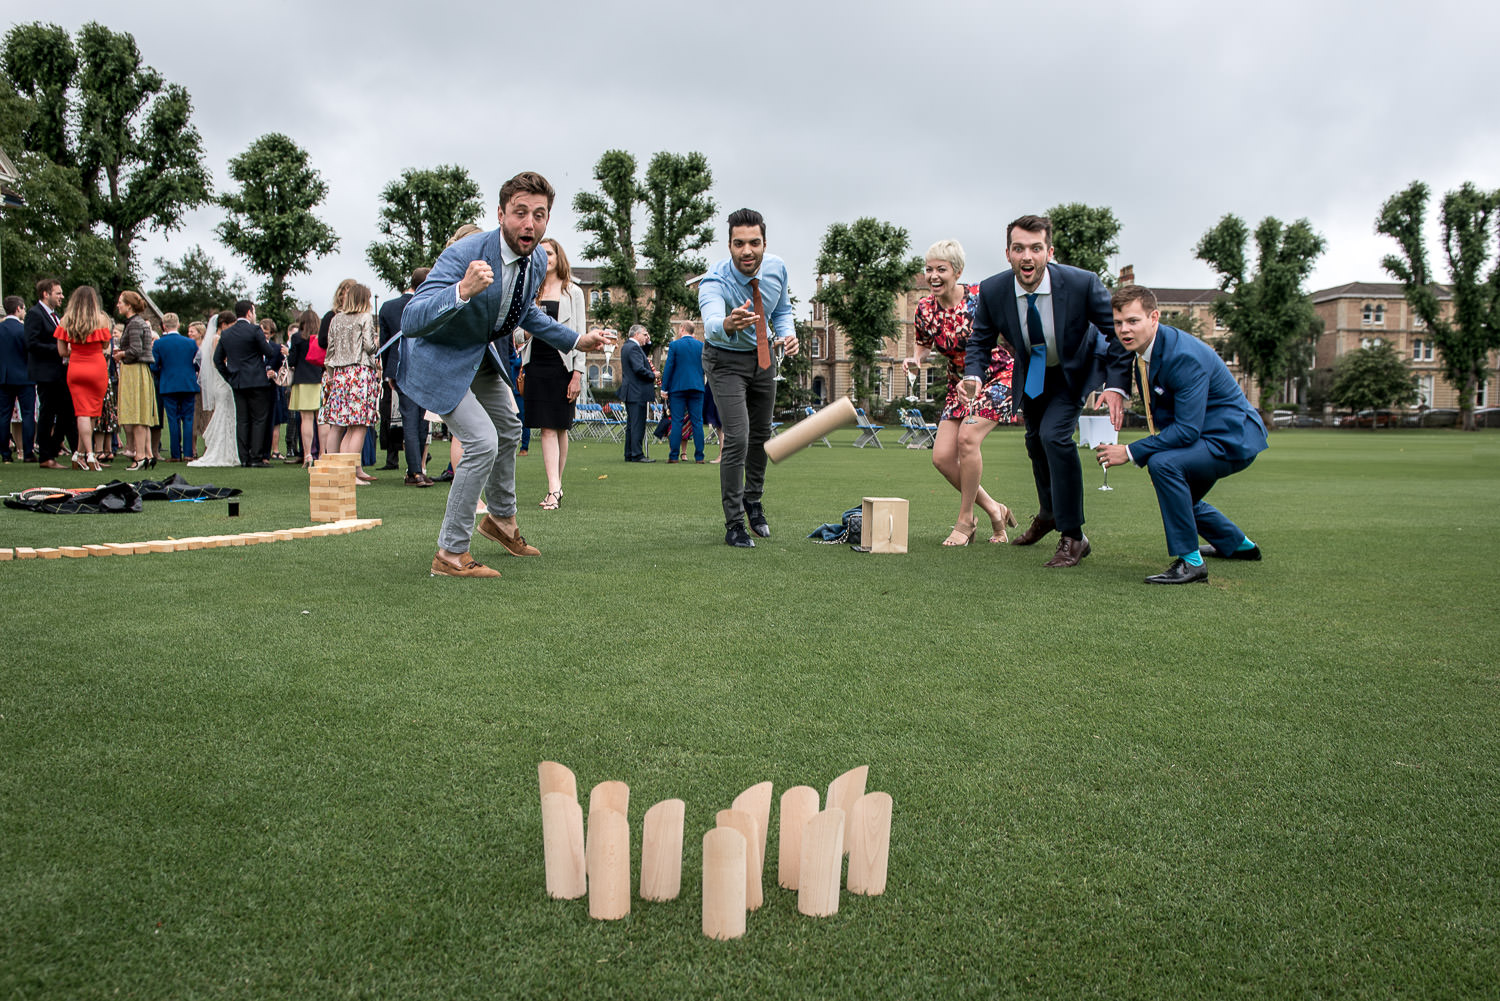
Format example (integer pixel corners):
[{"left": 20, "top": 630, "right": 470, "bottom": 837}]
[
  {"left": 725, "top": 522, "right": 755, "bottom": 548},
  {"left": 1145, "top": 559, "right": 1209, "bottom": 584},
  {"left": 1199, "top": 543, "right": 1262, "bottom": 561},
  {"left": 380, "top": 460, "right": 400, "bottom": 470},
  {"left": 745, "top": 502, "right": 770, "bottom": 538},
  {"left": 435, "top": 466, "right": 454, "bottom": 482},
  {"left": 248, "top": 460, "right": 272, "bottom": 468}
]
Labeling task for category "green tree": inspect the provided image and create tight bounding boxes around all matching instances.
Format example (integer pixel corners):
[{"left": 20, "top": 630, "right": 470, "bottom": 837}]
[
  {"left": 1328, "top": 342, "right": 1419, "bottom": 426},
  {"left": 366, "top": 165, "right": 482, "bottom": 292},
  {"left": 813, "top": 217, "right": 922, "bottom": 408},
  {"left": 1376, "top": 180, "right": 1500, "bottom": 431},
  {"left": 1195, "top": 214, "right": 1326, "bottom": 422},
  {"left": 640, "top": 151, "right": 714, "bottom": 350},
  {"left": 149, "top": 245, "right": 242, "bottom": 322},
  {"left": 217, "top": 133, "right": 339, "bottom": 328},
  {"left": 573, "top": 150, "right": 642, "bottom": 332},
  {"left": 1048, "top": 202, "right": 1121, "bottom": 286}
]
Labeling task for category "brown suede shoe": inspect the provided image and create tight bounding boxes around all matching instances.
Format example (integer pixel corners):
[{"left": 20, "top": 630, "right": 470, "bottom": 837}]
[
  {"left": 1043, "top": 535, "right": 1091, "bottom": 568},
  {"left": 477, "top": 514, "right": 541, "bottom": 556},
  {"left": 1010, "top": 514, "right": 1056, "bottom": 546},
  {"left": 430, "top": 552, "right": 500, "bottom": 578}
]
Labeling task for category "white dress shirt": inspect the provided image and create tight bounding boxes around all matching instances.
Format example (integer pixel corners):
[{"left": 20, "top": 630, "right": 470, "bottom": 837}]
[{"left": 1013, "top": 269, "right": 1058, "bottom": 366}]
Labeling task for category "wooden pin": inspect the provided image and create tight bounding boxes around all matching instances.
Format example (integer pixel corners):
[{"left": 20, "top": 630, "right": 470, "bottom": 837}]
[
  {"left": 702, "top": 827, "right": 747, "bottom": 940},
  {"left": 778, "top": 785, "right": 820, "bottom": 889},
  {"left": 639, "top": 798, "right": 685, "bottom": 902},
  {"left": 826, "top": 766, "right": 868, "bottom": 856},
  {"left": 715, "top": 808, "right": 763, "bottom": 911},
  {"left": 586, "top": 807, "right": 630, "bottom": 920},
  {"left": 732, "top": 781, "right": 773, "bottom": 868},
  {"left": 540, "top": 791, "right": 586, "bottom": 900},
  {"left": 798, "top": 808, "right": 846, "bottom": 917},
  {"left": 538, "top": 761, "right": 577, "bottom": 801},
  {"left": 846, "top": 791, "right": 892, "bottom": 896},
  {"left": 588, "top": 779, "right": 629, "bottom": 827}
]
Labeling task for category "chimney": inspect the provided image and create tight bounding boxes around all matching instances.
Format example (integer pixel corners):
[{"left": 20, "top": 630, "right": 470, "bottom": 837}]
[{"left": 1118, "top": 264, "right": 1135, "bottom": 286}]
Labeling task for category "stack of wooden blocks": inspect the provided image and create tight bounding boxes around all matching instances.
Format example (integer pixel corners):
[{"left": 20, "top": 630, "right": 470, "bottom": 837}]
[{"left": 309, "top": 453, "right": 358, "bottom": 523}]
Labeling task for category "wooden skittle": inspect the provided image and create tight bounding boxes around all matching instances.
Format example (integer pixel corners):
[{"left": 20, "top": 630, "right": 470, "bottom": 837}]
[
  {"left": 846, "top": 791, "right": 892, "bottom": 896},
  {"left": 778, "top": 785, "right": 819, "bottom": 890},
  {"left": 538, "top": 761, "right": 577, "bottom": 801},
  {"left": 797, "top": 808, "right": 846, "bottom": 917},
  {"left": 826, "top": 766, "right": 868, "bottom": 855},
  {"left": 586, "top": 806, "right": 630, "bottom": 920},
  {"left": 540, "top": 791, "right": 586, "bottom": 899},
  {"left": 701, "top": 827, "right": 747, "bottom": 940},
  {"left": 589, "top": 779, "right": 629, "bottom": 827},
  {"left": 639, "top": 798, "right": 685, "bottom": 902},
  {"left": 732, "top": 781, "right": 773, "bottom": 868},
  {"left": 715, "top": 808, "right": 763, "bottom": 911}
]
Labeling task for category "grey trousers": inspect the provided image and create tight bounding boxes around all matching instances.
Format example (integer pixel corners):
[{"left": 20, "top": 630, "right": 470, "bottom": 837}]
[
  {"left": 703, "top": 344, "right": 776, "bottom": 526},
  {"left": 437, "top": 369, "right": 519, "bottom": 554}
]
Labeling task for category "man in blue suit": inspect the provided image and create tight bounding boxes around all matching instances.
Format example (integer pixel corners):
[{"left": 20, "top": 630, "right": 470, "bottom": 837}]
[
  {"left": 401, "top": 171, "right": 612, "bottom": 579},
  {"left": 619, "top": 324, "right": 657, "bottom": 462},
  {"left": 1095, "top": 285, "right": 1268, "bottom": 584},
  {"left": 0, "top": 295, "right": 36, "bottom": 463},
  {"left": 966, "top": 215, "right": 1133, "bottom": 567},
  {"left": 660, "top": 320, "right": 706, "bottom": 463},
  {"left": 152, "top": 312, "right": 201, "bottom": 461}
]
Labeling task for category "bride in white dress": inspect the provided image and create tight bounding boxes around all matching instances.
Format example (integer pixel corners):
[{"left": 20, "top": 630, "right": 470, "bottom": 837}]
[{"left": 188, "top": 315, "right": 241, "bottom": 467}]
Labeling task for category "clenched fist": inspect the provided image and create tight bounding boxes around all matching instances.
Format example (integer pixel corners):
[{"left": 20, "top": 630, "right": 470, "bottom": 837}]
[{"left": 458, "top": 260, "right": 494, "bottom": 301}]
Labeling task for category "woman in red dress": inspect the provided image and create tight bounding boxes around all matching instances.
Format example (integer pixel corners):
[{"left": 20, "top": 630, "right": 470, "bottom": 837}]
[
  {"left": 54, "top": 286, "right": 113, "bottom": 471},
  {"left": 904, "top": 240, "right": 1018, "bottom": 546}
]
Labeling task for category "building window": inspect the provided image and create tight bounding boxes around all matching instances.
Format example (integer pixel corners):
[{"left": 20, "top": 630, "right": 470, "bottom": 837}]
[
  {"left": 601, "top": 290, "right": 611, "bottom": 305},
  {"left": 590, "top": 289, "right": 600, "bottom": 307},
  {"left": 1478, "top": 380, "right": 1490, "bottom": 408},
  {"left": 1412, "top": 313, "right": 1425, "bottom": 329},
  {"left": 1373, "top": 304, "right": 1385, "bottom": 326},
  {"left": 809, "top": 334, "right": 821, "bottom": 358},
  {"left": 1360, "top": 337, "right": 1384, "bottom": 349},
  {"left": 1214, "top": 315, "right": 1226, "bottom": 331},
  {"left": 1413, "top": 338, "right": 1433, "bottom": 362},
  {"left": 1362, "top": 303, "right": 1373, "bottom": 325},
  {"left": 587, "top": 364, "right": 600, "bottom": 388},
  {"left": 1417, "top": 374, "right": 1435, "bottom": 407}
]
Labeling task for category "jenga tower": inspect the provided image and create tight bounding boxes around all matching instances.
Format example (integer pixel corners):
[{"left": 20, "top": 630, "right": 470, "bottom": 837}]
[{"left": 309, "top": 453, "right": 358, "bottom": 522}]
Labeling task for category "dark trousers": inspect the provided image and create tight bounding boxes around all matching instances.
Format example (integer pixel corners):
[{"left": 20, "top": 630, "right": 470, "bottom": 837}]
[
  {"left": 668, "top": 389, "right": 704, "bottom": 461},
  {"left": 35, "top": 378, "right": 76, "bottom": 461},
  {"left": 378, "top": 381, "right": 397, "bottom": 459},
  {"left": 624, "top": 400, "right": 648, "bottom": 460},
  {"left": 704, "top": 345, "right": 775, "bottom": 525},
  {"left": 1, "top": 383, "right": 37, "bottom": 460},
  {"left": 162, "top": 392, "right": 196, "bottom": 460},
  {"left": 1144, "top": 439, "right": 1255, "bottom": 557},
  {"left": 398, "top": 387, "right": 429, "bottom": 476},
  {"left": 1020, "top": 366, "right": 1085, "bottom": 537},
  {"left": 232, "top": 385, "right": 274, "bottom": 465}
]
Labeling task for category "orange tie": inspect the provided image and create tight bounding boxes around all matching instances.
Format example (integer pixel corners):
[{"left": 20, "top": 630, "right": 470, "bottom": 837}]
[
  {"left": 750, "top": 277, "right": 771, "bottom": 370},
  {"left": 1137, "top": 354, "right": 1157, "bottom": 435}
]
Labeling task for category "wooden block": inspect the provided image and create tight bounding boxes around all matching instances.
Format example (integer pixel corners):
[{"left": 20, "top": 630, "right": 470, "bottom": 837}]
[
  {"left": 540, "top": 791, "right": 587, "bottom": 900},
  {"left": 273, "top": 531, "right": 296, "bottom": 542},
  {"left": 36, "top": 548, "right": 62, "bottom": 559},
  {"left": 639, "top": 798, "right": 685, "bottom": 902},
  {"left": 585, "top": 806, "right": 630, "bottom": 920},
  {"left": 0, "top": 548, "right": 12, "bottom": 560},
  {"left": 847, "top": 792, "right": 892, "bottom": 896},
  {"left": 14, "top": 547, "right": 37, "bottom": 559},
  {"left": 538, "top": 761, "right": 577, "bottom": 801},
  {"left": 859, "top": 497, "right": 909, "bottom": 554},
  {"left": 732, "top": 781, "right": 773, "bottom": 868},
  {"left": 588, "top": 780, "right": 629, "bottom": 827},
  {"left": 798, "top": 808, "right": 846, "bottom": 917},
  {"left": 60, "top": 547, "right": 88, "bottom": 558},
  {"left": 827, "top": 765, "right": 868, "bottom": 855},
  {"left": 103, "top": 544, "right": 133, "bottom": 556},
  {"left": 715, "top": 808, "right": 763, "bottom": 911},
  {"left": 702, "top": 827, "right": 747, "bottom": 941},
  {"left": 778, "top": 785, "right": 820, "bottom": 890},
  {"left": 83, "top": 545, "right": 112, "bottom": 556},
  {"left": 148, "top": 540, "right": 173, "bottom": 554}
]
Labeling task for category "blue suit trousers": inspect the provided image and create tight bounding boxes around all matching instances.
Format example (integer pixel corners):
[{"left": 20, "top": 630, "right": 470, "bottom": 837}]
[{"left": 1143, "top": 438, "right": 1255, "bottom": 556}]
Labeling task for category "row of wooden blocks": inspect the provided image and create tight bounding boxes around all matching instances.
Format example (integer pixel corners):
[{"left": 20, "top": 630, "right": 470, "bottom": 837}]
[
  {"left": 539, "top": 762, "right": 892, "bottom": 940},
  {"left": 0, "top": 519, "right": 383, "bottom": 560},
  {"left": 310, "top": 453, "right": 358, "bottom": 523}
]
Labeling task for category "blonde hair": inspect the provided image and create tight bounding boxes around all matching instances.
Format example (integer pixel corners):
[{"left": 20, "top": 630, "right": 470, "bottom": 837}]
[
  {"left": 445, "top": 223, "right": 483, "bottom": 249},
  {"left": 162, "top": 312, "right": 180, "bottom": 330},
  {"left": 341, "top": 283, "right": 373, "bottom": 314},
  {"left": 59, "top": 286, "right": 111, "bottom": 343},
  {"left": 330, "top": 278, "right": 357, "bottom": 313},
  {"left": 539, "top": 238, "right": 572, "bottom": 286},
  {"left": 925, "top": 240, "right": 966, "bottom": 274}
]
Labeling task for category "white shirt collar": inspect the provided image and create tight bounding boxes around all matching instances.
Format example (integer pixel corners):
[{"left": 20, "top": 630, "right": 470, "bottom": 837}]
[
  {"left": 498, "top": 234, "right": 523, "bottom": 268},
  {"left": 1139, "top": 330, "right": 1158, "bottom": 366},
  {"left": 1014, "top": 266, "right": 1052, "bottom": 299}
]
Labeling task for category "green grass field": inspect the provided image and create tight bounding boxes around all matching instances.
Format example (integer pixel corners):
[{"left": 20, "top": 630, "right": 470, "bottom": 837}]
[{"left": 2, "top": 428, "right": 1496, "bottom": 1000}]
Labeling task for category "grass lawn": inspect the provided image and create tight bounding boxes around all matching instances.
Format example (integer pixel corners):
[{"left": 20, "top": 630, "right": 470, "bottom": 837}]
[{"left": 2, "top": 428, "right": 1496, "bottom": 999}]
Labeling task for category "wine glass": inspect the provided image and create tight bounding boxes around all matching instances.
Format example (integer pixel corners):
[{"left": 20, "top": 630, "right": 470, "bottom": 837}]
[
  {"left": 962, "top": 377, "right": 983, "bottom": 425},
  {"left": 773, "top": 338, "right": 787, "bottom": 382},
  {"left": 1097, "top": 453, "right": 1114, "bottom": 492},
  {"left": 903, "top": 364, "right": 919, "bottom": 403}
]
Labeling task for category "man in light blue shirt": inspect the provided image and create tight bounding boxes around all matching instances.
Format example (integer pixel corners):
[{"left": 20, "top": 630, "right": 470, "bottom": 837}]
[{"left": 698, "top": 208, "right": 800, "bottom": 547}]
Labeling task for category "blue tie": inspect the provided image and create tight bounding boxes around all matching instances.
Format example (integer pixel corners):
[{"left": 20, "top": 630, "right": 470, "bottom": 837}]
[{"left": 1023, "top": 292, "right": 1047, "bottom": 398}]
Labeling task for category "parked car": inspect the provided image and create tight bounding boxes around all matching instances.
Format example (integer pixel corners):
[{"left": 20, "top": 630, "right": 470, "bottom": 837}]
[
  {"left": 1272, "top": 409, "right": 1294, "bottom": 427},
  {"left": 1474, "top": 407, "right": 1500, "bottom": 428},
  {"left": 1405, "top": 409, "right": 1459, "bottom": 428},
  {"left": 1292, "top": 415, "right": 1324, "bottom": 427},
  {"left": 1343, "top": 409, "right": 1400, "bottom": 428}
]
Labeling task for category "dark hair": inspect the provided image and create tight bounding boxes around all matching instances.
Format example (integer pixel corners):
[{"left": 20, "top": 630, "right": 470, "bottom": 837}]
[
  {"left": 727, "top": 208, "right": 765, "bottom": 241},
  {"left": 118, "top": 290, "right": 148, "bottom": 316},
  {"left": 217, "top": 309, "right": 236, "bottom": 328},
  {"left": 3, "top": 295, "right": 23, "bottom": 315},
  {"left": 234, "top": 299, "right": 254, "bottom": 318},
  {"left": 295, "top": 309, "right": 320, "bottom": 340},
  {"left": 1111, "top": 284, "right": 1158, "bottom": 313},
  {"left": 498, "top": 171, "right": 555, "bottom": 211},
  {"left": 35, "top": 277, "right": 60, "bottom": 300},
  {"left": 409, "top": 266, "right": 431, "bottom": 290},
  {"left": 1006, "top": 214, "right": 1052, "bottom": 247}
]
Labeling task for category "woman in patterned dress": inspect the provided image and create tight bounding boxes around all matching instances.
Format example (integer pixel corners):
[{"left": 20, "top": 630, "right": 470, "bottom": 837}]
[
  {"left": 904, "top": 239, "right": 1017, "bottom": 546},
  {"left": 320, "top": 282, "right": 381, "bottom": 484}
]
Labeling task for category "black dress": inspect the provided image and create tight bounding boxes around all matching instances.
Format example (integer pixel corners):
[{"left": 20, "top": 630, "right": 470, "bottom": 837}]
[{"left": 522, "top": 301, "right": 575, "bottom": 431}]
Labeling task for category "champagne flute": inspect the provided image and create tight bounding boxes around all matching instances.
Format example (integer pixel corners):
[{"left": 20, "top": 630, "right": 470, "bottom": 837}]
[
  {"left": 773, "top": 337, "right": 787, "bottom": 382},
  {"left": 961, "top": 376, "right": 983, "bottom": 425},
  {"left": 1098, "top": 452, "right": 1113, "bottom": 492},
  {"left": 903, "top": 362, "right": 919, "bottom": 403}
]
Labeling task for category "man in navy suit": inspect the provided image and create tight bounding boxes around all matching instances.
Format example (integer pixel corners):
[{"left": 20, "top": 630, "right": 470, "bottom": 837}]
[
  {"left": 1095, "top": 285, "right": 1268, "bottom": 584},
  {"left": 25, "top": 277, "right": 74, "bottom": 467},
  {"left": 965, "top": 214, "right": 1132, "bottom": 567},
  {"left": 152, "top": 312, "right": 201, "bottom": 461},
  {"left": 381, "top": 266, "right": 432, "bottom": 485},
  {"left": 620, "top": 325, "right": 657, "bottom": 462},
  {"left": 0, "top": 295, "right": 36, "bottom": 463},
  {"left": 660, "top": 320, "right": 706, "bottom": 463},
  {"left": 213, "top": 299, "right": 279, "bottom": 467},
  {"left": 401, "top": 171, "right": 611, "bottom": 578}
]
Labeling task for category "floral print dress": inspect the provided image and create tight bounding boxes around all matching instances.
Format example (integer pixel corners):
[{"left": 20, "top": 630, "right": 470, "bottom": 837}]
[{"left": 914, "top": 284, "right": 1014, "bottom": 423}]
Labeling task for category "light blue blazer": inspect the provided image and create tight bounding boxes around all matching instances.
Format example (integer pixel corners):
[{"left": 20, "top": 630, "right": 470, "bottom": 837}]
[{"left": 398, "top": 229, "right": 580, "bottom": 415}]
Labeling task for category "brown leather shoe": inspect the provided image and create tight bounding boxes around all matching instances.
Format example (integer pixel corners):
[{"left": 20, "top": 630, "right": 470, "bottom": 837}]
[
  {"left": 477, "top": 514, "right": 541, "bottom": 556},
  {"left": 1010, "top": 514, "right": 1056, "bottom": 546},
  {"left": 1043, "top": 535, "right": 1091, "bottom": 568},
  {"left": 430, "top": 552, "right": 500, "bottom": 578}
]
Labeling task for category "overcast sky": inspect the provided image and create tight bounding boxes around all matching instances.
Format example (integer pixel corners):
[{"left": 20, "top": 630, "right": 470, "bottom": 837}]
[{"left": 12, "top": 0, "right": 1500, "bottom": 313}]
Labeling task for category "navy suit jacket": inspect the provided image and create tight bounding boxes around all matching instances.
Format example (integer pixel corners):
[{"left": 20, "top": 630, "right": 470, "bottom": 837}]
[
  {"left": 214, "top": 319, "right": 277, "bottom": 389},
  {"left": 660, "top": 336, "right": 704, "bottom": 394},
  {"left": 619, "top": 339, "right": 656, "bottom": 403},
  {"left": 0, "top": 316, "right": 32, "bottom": 385},
  {"left": 377, "top": 292, "right": 410, "bottom": 381},
  {"left": 1128, "top": 323, "right": 1269, "bottom": 466},
  {"left": 24, "top": 302, "right": 63, "bottom": 383},
  {"left": 152, "top": 332, "right": 200, "bottom": 394},
  {"left": 400, "top": 229, "right": 579, "bottom": 415},
  {"left": 966, "top": 262, "right": 1131, "bottom": 403}
]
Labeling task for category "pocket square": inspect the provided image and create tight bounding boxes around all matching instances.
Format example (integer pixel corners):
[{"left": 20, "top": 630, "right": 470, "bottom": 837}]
[{"left": 1153, "top": 386, "right": 1165, "bottom": 395}]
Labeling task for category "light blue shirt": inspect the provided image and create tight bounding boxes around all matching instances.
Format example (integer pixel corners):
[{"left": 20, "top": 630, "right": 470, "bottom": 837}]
[{"left": 698, "top": 254, "right": 795, "bottom": 352}]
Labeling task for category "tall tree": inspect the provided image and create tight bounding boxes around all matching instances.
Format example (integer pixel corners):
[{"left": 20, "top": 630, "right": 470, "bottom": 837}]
[
  {"left": 1329, "top": 342, "right": 1419, "bottom": 426},
  {"left": 1048, "top": 202, "right": 1121, "bottom": 286},
  {"left": 1195, "top": 214, "right": 1325, "bottom": 421},
  {"left": 366, "top": 165, "right": 482, "bottom": 292},
  {"left": 217, "top": 133, "right": 339, "bottom": 327},
  {"left": 639, "top": 151, "right": 714, "bottom": 350},
  {"left": 149, "top": 245, "right": 242, "bottom": 321},
  {"left": 1376, "top": 180, "right": 1500, "bottom": 431},
  {"left": 813, "top": 217, "right": 922, "bottom": 408},
  {"left": 573, "top": 150, "right": 643, "bottom": 332}
]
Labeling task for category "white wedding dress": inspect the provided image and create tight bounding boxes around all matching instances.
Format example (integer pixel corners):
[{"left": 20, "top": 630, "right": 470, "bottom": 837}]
[{"left": 188, "top": 321, "right": 241, "bottom": 467}]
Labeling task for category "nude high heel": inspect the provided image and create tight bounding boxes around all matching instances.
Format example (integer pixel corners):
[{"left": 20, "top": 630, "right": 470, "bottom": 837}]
[
  {"left": 943, "top": 516, "right": 978, "bottom": 547},
  {"left": 988, "top": 503, "right": 1018, "bottom": 544}
]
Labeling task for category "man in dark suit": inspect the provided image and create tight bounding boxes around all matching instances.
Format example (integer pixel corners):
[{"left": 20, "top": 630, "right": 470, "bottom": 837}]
[
  {"left": 152, "top": 313, "right": 201, "bottom": 461},
  {"left": 381, "top": 266, "right": 432, "bottom": 485},
  {"left": 1095, "top": 285, "right": 1268, "bottom": 584},
  {"left": 1, "top": 295, "right": 37, "bottom": 463},
  {"left": 213, "top": 299, "right": 279, "bottom": 467},
  {"left": 25, "top": 277, "right": 74, "bottom": 467},
  {"left": 965, "top": 214, "right": 1132, "bottom": 567},
  {"left": 378, "top": 274, "right": 413, "bottom": 470},
  {"left": 619, "top": 324, "right": 657, "bottom": 462},
  {"left": 660, "top": 320, "right": 706, "bottom": 463}
]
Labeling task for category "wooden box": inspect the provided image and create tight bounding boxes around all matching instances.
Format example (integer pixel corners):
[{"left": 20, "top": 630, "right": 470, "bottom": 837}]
[{"left": 859, "top": 497, "right": 908, "bottom": 555}]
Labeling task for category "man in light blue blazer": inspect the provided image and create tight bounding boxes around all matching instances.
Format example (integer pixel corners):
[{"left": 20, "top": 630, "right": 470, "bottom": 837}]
[
  {"left": 660, "top": 320, "right": 706, "bottom": 463},
  {"left": 1095, "top": 285, "right": 1268, "bottom": 584},
  {"left": 400, "top": 171, "right": 611, "bottom": 578}
]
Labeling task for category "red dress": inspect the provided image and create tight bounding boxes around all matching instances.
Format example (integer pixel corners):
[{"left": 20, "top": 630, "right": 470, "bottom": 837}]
[{"left": 56, "top": 327, "right": 111, "bottom": 419}]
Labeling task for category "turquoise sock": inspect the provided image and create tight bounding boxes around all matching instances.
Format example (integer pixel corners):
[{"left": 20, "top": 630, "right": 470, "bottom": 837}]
[
  {"left": 1236, "top": 536, "right": 1256, "bottom": 552},
  {"left": 1180, "top": 550, "right": 1204, "bottom": 567}
]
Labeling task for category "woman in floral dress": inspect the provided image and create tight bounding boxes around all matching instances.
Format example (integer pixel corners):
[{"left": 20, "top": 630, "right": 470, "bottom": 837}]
[
  {"left": 320, "top": 282, "right": 381, "bottom": 484},
  {"left": 905, "top": 239, "right": 1017, "bottom": 546}
]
